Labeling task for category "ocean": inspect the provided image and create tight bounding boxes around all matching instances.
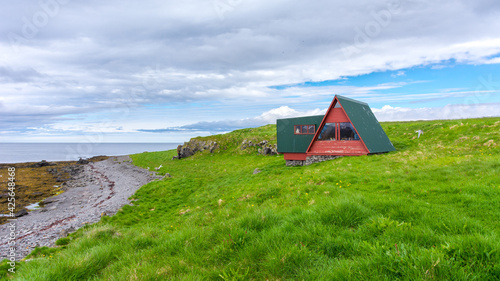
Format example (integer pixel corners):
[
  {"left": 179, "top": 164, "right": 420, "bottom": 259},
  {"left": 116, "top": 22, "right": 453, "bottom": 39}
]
[{"left": 0, "top": 143, "right": 180, "bottom": 164}]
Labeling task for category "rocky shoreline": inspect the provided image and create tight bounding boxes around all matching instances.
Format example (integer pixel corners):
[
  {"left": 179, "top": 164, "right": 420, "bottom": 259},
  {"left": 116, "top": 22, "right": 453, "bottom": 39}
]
[{"left": 0, "top": 156, "right": 162, "bottom": 261}]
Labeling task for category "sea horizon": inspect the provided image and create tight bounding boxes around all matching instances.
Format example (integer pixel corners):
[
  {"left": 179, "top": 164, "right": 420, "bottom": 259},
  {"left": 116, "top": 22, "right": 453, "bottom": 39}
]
[{"left": 0, "top": 142, "right": 180, "bottom": 164}]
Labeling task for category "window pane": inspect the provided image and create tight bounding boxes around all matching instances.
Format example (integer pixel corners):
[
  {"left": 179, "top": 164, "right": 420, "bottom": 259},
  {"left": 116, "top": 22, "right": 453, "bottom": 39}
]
[
  {"left": 339, "top": 122, "right": 359, "bottom": 140},
  {"left": 302, "top": 125, "right": 308, "bottom": 134},
  {"left": 295, "top": 125, "right": 301, "bottom": 134},
  {"left": 308, "top": 125, "right": 315, "bottom": 134},
  {"left": 318, "top": 123, "right": 336, "bottom": 141}
]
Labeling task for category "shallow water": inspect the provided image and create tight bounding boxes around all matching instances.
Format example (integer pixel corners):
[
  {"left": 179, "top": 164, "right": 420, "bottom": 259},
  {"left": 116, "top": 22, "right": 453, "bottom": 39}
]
[{"left": 25, "top": 202, "right": 41, "bottom": 211}]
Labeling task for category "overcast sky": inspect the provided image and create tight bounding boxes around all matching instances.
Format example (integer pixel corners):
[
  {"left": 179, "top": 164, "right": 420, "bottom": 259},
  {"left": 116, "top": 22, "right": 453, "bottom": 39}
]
[{"left": 1, "top": 0, "right": 500, "bottom": 143}]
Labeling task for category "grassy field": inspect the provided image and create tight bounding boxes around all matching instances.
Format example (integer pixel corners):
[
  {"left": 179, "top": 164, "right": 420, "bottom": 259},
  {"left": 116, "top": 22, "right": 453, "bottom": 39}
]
[{"left": 2, "top": 118, "right": 500, "bottom": 280}]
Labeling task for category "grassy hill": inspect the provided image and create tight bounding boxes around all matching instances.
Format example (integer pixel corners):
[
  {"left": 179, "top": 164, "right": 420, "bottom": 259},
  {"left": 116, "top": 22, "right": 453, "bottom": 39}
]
[{"left": 3, "top": 118, "right": 500, "bottom": 280}]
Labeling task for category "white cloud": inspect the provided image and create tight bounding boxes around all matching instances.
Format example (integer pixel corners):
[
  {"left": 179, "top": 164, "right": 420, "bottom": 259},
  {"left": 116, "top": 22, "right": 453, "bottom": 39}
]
[
  {"left": 139, "top": 106, "right": 326, "bottom": 134},
  {"left": 1, "top": 0, "right": 500, "bottom": 141},
  {"left": 255, "top": 106, "right": 325, "bottom": 124},
  {"left": 484, "top": 57, "right": 500, "bottom": 64},
  {"left": 373, "top": 103, "right": 500, "bottom": 121},
  {"left": 391, "top": 71, "right": 406, "bottom": 78}
]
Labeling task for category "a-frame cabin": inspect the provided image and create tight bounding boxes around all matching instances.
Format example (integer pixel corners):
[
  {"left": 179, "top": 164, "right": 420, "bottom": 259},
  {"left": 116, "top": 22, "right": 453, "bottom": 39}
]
[{"left": 277, "top": 95, "right": 395, "bottom": 165}]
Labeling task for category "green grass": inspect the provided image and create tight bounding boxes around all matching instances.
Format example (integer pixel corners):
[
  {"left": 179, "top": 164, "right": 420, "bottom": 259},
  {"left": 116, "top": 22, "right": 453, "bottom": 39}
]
[{"left": 3, "top": 118, "right": 500, "bottom": 280}]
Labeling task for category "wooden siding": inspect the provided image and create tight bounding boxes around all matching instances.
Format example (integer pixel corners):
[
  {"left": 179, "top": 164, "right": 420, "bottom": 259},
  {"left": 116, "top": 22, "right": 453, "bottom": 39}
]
[
  {"left": 283, "top": 153, "right": 307, "bottom": 160},
  {"left": 324, "top": 108, "right": 349, "bottom": 122},
  {"left": 308, "top": 140, "right": 368, "bottom": 155}
]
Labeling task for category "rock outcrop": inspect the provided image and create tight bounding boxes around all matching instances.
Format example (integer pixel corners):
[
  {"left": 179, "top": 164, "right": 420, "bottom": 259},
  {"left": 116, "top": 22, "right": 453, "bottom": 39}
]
[
  {"left": 241, "top": 139, "right": 278, "bottom": 156},
  {"left": 177, "top": 139, "right": 219, "bottom": 159},
  {"left": 15, "top": 209, "right": 29, "bottom": 217},
  {"left": 286, "top": 155, "right": 342, "bottom": 166},
  {"left": 77, "top": 158, "right": 89, "bottom": 165},
  {"left": 28, "top": 160, "right": 55, "bottom": 168},
  {"left": 174, "top": 138, "right": 277, "bottom": 159}
]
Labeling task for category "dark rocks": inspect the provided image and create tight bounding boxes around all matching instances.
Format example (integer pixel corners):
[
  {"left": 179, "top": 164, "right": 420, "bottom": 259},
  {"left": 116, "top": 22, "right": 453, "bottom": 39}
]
[
  {"left": 241, "top": 139, "right": 278, "bottom": 156},
  {"left": 29, "top": 160, "right": 54, "bottom": 168},
  {"left": 286, "top": 160, "right": 305, "bottom": 166},
  {"left": 286, "top": 155, "right": 342, "bottom": 166},
  {"left": 258, "top": 146, "right": 277, "bottom": 156},
  {"left": 15, "top": 209, "right": 29, "bottom": 217},
  {"left": 42, "top": 197, "right": 59, "bottom": 205},
  {"left": 48, "top": 165, "right": 83, "bottom": 183},
  {"left": 241, "top": 140, "right": 255, "bottom": 150},
  {"left": 164, "top": 173, "right": 172, "bottom": 178},
  {"left": 305, "top": 155, "right": 341, "bottom": 165},
  {"left": 209, "top": 145, "right": 218, "bottom": 153},
  {"left": 77, "top": 158, "right": 89, "bottom": 165},
  {"left": 178, "top": 140, "right": 219, "bottom": 158}
]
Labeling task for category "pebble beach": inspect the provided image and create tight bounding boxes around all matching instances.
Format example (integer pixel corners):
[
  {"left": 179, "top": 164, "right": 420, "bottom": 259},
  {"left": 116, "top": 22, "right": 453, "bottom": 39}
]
[{"left": 0, "top": 156, "right": 162, "bottom": 260}]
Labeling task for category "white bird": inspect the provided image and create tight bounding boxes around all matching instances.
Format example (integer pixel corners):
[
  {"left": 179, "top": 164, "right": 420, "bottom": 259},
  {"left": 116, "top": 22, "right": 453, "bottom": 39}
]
[
  {"left": 415, "top": 130, "right": 423, "bottom": 138},
  {"left": 155, "top": 164, "right": 163, "bottom": 170}
]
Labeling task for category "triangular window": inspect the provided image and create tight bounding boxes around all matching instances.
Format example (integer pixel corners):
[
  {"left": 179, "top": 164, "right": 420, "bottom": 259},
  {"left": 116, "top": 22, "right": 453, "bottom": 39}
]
[
  {"left": 318, "top": 123, "right": 336, "bottom": 140},
  {"left": 339, "top": 122, "right": 359, "bottom": 140}
]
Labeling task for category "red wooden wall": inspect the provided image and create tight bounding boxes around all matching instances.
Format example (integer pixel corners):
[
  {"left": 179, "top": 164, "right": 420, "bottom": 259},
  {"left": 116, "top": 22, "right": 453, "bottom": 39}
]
[
  {"left": 324, "top": 108, "right": 349, "bottom": 123},
  {"left": 307, "top": 100, "right": 369, "bottom": 156},
  {"left": 283, "top": 153, "right": 307, "bottom": 160},
  {"left": 308, "top": 141, "right": 368, "bottom": 156}
]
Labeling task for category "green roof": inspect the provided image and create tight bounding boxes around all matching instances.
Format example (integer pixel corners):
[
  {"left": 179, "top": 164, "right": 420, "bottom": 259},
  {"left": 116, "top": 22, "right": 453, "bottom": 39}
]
[
  {"left": 336, "top": 95, "right": 396, "bottom": 153},
  {"left": 277, "top": 115, "right": 324, "bottom": 153}
]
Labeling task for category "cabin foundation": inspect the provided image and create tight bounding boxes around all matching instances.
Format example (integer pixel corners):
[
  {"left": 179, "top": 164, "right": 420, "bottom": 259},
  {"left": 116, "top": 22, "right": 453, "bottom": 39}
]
[{"left": 286, "top": 155, "right": 342, "bottom": 166}]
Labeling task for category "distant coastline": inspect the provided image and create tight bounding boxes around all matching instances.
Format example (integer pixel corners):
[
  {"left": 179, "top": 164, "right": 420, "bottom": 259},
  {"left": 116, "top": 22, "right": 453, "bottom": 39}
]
[{"left": 0, "top": 143, "right": 180, "bottom": 164}]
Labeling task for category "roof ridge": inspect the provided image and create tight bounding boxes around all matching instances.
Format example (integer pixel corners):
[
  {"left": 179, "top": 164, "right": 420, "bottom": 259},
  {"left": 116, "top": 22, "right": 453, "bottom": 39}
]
[
  {"left": 276, "top": 114, "right": 325, "bottom": 121},
  {"left": 336, "top": 95, "right": 368, "bottom": 106}
]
